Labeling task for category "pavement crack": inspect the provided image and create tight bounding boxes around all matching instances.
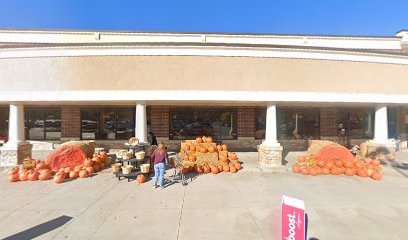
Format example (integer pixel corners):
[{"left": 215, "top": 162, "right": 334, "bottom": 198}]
[{"left": 176, "top": 185, "right": 186, "bottom": 240}]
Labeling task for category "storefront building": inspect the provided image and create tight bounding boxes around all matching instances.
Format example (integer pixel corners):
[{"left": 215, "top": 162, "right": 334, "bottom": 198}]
[{"left": 0, "top": 29, "right": 407, "bottom": 167}]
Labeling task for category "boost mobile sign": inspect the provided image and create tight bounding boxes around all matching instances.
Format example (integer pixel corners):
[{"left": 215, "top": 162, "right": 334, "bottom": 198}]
[{"left": 282, "top": 195, "right": 305, "bottom": 240}]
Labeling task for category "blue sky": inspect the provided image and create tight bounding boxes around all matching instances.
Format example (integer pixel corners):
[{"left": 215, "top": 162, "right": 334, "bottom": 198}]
[{"left": 0, "top": 0, "right": 407, "bottom": 36}]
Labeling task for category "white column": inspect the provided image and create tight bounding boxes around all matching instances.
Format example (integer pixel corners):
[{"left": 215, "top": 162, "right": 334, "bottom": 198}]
[
  {"left": 264, "top": 103, "right": 280, "bottom": 146},
  {"left": 373, "top": 105, "right": 389, "bottom": 143},
  {"left": 8, "top": 104, "right": 25, "bottom": 144},
  {"left": 135, "top": 102, "right": 147, "bottom": 143}
]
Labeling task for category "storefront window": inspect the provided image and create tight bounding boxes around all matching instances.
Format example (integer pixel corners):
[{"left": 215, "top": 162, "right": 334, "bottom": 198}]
[
  {"left": 25, "top": 108, "right": 61, "bottom": 140},
  {"left": 277, "top": 108, "right": 320, "bottom": 140},
  {"left": 81, "top": 108, "right": 135, "bottom": 140},
  {"left": 338, "top": 108, "right": 374, "bottom": 139},
  {"left": 170, "top": 108, "right": 237, "bottom": 140},
  {"left": 0, "top": 107, "right": 9, "bottom": 139},
  {"left": 255, "top": 108, "right": 266, "bottom": 139}
]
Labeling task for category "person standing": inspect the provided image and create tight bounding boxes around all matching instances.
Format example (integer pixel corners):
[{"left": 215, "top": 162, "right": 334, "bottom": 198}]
[
  {"left": 150, "top": 142, "right": 168, "bottom": 189},
  {"left": 149, "top": 131, "right": 158, "bottom": 146}
]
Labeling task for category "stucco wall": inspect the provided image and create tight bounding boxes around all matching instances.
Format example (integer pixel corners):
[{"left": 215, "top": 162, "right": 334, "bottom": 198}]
[{"left": 1, "top": 55, "right": 408, "bottom": 94}]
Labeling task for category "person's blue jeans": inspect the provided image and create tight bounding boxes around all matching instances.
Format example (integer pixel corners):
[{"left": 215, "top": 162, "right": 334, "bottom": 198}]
[{"left": 154, "top": 162, "right": 165, "bottom": 187}]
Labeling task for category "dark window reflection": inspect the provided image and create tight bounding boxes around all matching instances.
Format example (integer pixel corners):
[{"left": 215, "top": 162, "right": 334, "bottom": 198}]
[
  {"left": 278, "top": 108, "right": 320, "bottom": 140},
  {"left": 0, "top": 107, "right": 9, "bottom": 138},
  {"left": 81, "top": 108, "right": 135, "bottom": 140},
  {"left": 25, "top": 108, "right": 61, "bottom": 140},
  {"left": 338, "top": 108, "right": 374, "bottom": 139},
  {"left": 170, "top": 108, "right": 237, "bottom": 140}
]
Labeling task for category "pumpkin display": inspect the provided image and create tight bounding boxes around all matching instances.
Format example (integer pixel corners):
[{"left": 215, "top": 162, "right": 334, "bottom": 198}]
[
  {"left": 298, "top": 156, "right": 306, "bottom": 163},
  {"left": 216, "top": 145, "right": 223, "bottom": 152},
  {"left": 184, "top": 155, "right": 189, "bottom": 161},
  {"left": 196, "top": 137, "right": 203, "bottom": 144},
  {"left": 53, "top": 172, "right": 65, "bottom": 184},
  {"left": 217, "top": 165, "right": 223, "bottom": 172},
  {"left": 335, "top": 160, "right": 343, "bottom": 167},
  {"left": 229, "top": 166, "right": 237, "bottom": 173},
  {"left": 222, "top": 144, "right": 228, "bottom": 151},
  {"left": 309, "top": 168, "right": 318, "bottom": 176},
  {"left": 344, "top": 168, "right": 355, "bottom": 176},
  {"left": 195, "top": 165, "right": 203, "bottom": 174},
  {"left": 372, "top": 159, "right": 381, "bottom": 166},
  {"left": 188, "top": 155, "right": 196, "bottom": 162},
  {"left": 74, "top": 165, "right": 83, "bottom": 172},
  {"left": 203, "top": 164, "right": 211, "bottom": 173},
  {"left": 211, "top": 166, "right": 219, "bottom": 174},
  {"left": 322, "top": 167, "right": 330, "bottom": 175},
  {"left": 137, "top": 174, "right": 146, "bottom": 183},
  {"left": 184, "top": 145, "right": 190, "bottom": 151},
  {"left": 8, "top": 174, "right": 19, "bottom": 182},
  {"left": 206, "top": 137, "right": 213, "bottom": 143},
  {"left": 39, "top": 169, "right": 51, "bottom": 180},
  {"left": 357, "top": 168, "right": 368, "bottom": 178},
  {"left": 190, "top": 146, "right": 196, "bottom": 152},
  {"left": 85, "top": 166, "right": 94, "bottom": 175},
  {"left": 208, "top": 147, "right": 215, "bottom": 153}
]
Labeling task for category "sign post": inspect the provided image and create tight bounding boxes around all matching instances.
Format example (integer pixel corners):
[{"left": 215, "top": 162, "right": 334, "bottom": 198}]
[{"left": 282, "top": 195, "right": 305, "bottom": 240}]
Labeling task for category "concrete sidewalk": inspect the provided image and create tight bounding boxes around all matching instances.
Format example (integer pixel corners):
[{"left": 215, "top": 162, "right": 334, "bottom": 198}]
[{"left": 0, "top": 151, "right": 408, "bottom": 240}]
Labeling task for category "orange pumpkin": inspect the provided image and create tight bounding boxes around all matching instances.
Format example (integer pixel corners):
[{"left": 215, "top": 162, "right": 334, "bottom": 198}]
[
  {"left": 195, "top": 165, "right": 203, "bottom": 174},
  {"left": 206, "top": 137, "right": 213, "bottom": 143},
  {"left": 84, "top": 158, "right": 92, "bottom": 167},
  {"left": 372, "top": 159, "right": 381, "bottom": 166},
  {"left": 216, "top": 145, "right": 223, "bottom": 152},
  {"left": 196, "top": 137, "right": 203, "bottom": 144},
  {"left": 317, "top": 160, "right": 325, "bottom": 167},
  {"left": 100, "top": 151, "right": 108, "bottom": 160},
  {"left": 363, "top": 158, "right": 373, "bottom": 164},
  {"left": 184, "top": 155, "right": 189, "bottom": 161},
  {"left": 74, "top": 165, "right": 83, "bottom": 172},
  {"left": 219, "top": 155, "right": 228, "bottom": 163},
  {"left": 322, "top": 167, "right": 330, "bottom": 175},
  {"left": 8, "top": 174, "right": 19, "bottom": 182},
  {"left": 190, "top": 145, "right": 196, "bottom": 152},
  {"left": 300, "top": 167, "right": 309, "bottom": 175},
  {"left": 208, "top": 147, "right": 215, "bottom": 153},
  {"left": 137, "top": 174, "right": 146, "bottom": 183},
  {"left": 200, "top": 147, "right": 208, "bottom": 153},
  {"left": 28, "top": 171, "right": 39, "bottom": 181},
  {"left": 211, "top": 166, "right": 219, "bottom": 174},
  {"left": 230, "top": 166, "right": 237, "bottom": 173},
  {"left": 298, "top": 156, "right": 306, "bottom": 163},
  {"left": 344, "top": 161, "right": 354, "bottom": 168},
  {"left": 344, "top": 168, "right": 355, "bottom": 176},
  {"left": 188, "top": 155, "right": 196, "bottom": 162},
  {"left": 309, "top": 168, "right": 318, "bottom": 176},
  {"left": 79, "top": 170, "right": 88, "bottom": 178},
  {"left": 184, "top": 145, "right": 190, "bottom": 151},
  {"left": 69, "top": 171, "right": 79, "bottom": 179},
  {"left": 53, "top": 172, "right": 65, "bottom": 184},
  {"left": 203, "top": 164, "right": 211, "bottom": 173},
  {"left": 316, "top": 166, "right": 323, "bottom": 175},
  {"left": 19, "top": 172, "right": 29, "bottom": 181},
  {"left": 292, "top": 164, "right": 301, "bottom": 173},
  {"left": 39, "top": 169, "right": 51, "bottom": 180},
  {"left": 335, "top": 160, "right": 343, "bottom": 167},
  {"left": 357, "top": 168, "right": 368, "bottom": 177},
  {"left": 217, "top": 165, "right": 223, "bottom": 172},
  {"left": 93, "top": 156, "right": 102, "bottom": 163},
  {"left": 330, "top": 167, "right": 340, "bottom": 175},
  {"left": 234, "top": 162, "right": 241, "bottom": 170},
  {"left": 325, "top": 160, "right": 335, "bottom": 169},
  {"left": 222, "top": 144, "right": 228, "bottom": 151},
  {"left": 85, "top": 166, "right": 94, "bottom": 175},
  {"left": 371, "top": 171, "right": 382, "bottom": 180},
  {"left": 229, "top": 153, "right": 237, "bottom": 160},
  {"left": 222, "top": 165, "right": 230, "bottom": 172}
]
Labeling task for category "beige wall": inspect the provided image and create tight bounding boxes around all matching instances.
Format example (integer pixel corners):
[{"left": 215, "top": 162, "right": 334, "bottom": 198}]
[{"left": 1, "top": 55, "right": 408, "bottom": 94}]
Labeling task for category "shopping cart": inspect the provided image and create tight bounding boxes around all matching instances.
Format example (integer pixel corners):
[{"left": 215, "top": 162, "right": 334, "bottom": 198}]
[{"left": 167, "top": 151, "right": 188, "bottom": 186}]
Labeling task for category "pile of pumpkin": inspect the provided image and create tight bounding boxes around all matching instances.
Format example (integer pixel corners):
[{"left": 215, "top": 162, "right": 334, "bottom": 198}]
[
  {"left": 7, "top": 152, "right": 109, "bottom": 184},
  {"left": 292, "top": 155, "right": 383, "bottom": 181},
  {"left": 178, "top": 136, "right": 241, "bottom": 175}
]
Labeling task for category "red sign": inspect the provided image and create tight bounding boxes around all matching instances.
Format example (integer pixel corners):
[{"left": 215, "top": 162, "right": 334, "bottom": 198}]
[{"left": 282, "top": 195, "right": 305, "bottom": 240}]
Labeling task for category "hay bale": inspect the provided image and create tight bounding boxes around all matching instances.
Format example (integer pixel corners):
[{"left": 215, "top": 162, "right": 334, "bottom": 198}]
[
  {"left": 60, "top": 140, "right": 95, "bottom": 158},
  {"left": 306, "top": 140, "right": 341, "bottom": 156}
]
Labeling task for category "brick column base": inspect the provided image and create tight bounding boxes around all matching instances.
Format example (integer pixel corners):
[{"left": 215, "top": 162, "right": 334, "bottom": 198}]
[
  {"left": 0, "top": 142, "right": 32, "bottom": 167},
  {"left": 257, "top": 144, "right": 287, "bottom": 172}
]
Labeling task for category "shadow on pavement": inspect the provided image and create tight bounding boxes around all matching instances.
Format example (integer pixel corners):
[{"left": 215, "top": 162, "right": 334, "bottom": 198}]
[{"left": 3, "top": 215, "right": 72, "bottom": 240}]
